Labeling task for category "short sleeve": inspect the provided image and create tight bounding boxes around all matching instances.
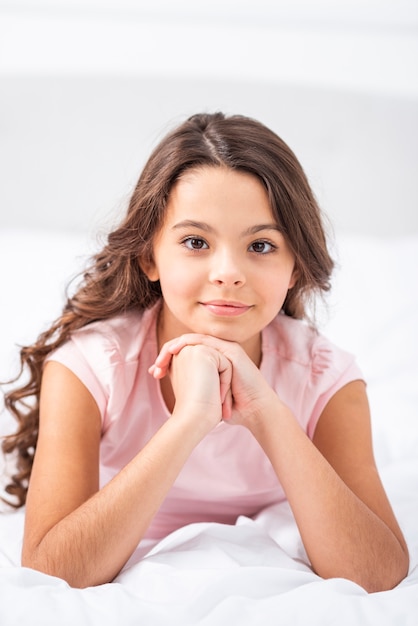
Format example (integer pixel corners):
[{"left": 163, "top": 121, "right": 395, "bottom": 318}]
[
  {"left": 261, "top": 315, "right": 365, "bottom": 440},
  {"left": 44, "top": 307, "right": 158, "bottom": 431},
  {"left": 45, "top": 336, "right": 110, "bottom": 420},
  {"left": 307, "top": 347, "right": 365, "bottom": 439}
]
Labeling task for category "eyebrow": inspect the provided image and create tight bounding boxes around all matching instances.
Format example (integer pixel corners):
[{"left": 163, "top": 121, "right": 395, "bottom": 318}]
[{"left": 171, "top": 220, "right": 282, "bottom": 236}]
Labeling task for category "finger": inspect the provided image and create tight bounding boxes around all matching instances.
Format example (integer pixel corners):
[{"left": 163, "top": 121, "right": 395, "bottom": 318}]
[
  {"left": 150, "top": 334, "right": 240, "bottom": 381},
  {"left": 151, "top": 334, "right": 217, "bottom": 376},
  {"left": 149, "top": 336, "right": 189, "bottom": 378},
  {"left": 218, "top": 353, "right": 232, "bottom": 405},
  {"left": 216, "top": 352, "right": 233, "bottom": 421},
  {"left": 152, "top": 346, "right": 177, "bottom": 370},
  {"left": 155, "top": 334, "right": 237, "bottom": 368},
  {"left": 148, "top": 364, "right": 166, "bottom": 379},
  {"left": 222, "top": 388, "right": 233, "bottom": 421}
]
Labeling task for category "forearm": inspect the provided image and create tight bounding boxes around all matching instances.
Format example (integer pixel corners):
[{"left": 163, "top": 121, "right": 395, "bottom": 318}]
[
  {"left": 23, "top": 415, "right": 205, "bottom": 588},
  {"left": 250, "top": 401, "right": 409, "bottom": 592}
]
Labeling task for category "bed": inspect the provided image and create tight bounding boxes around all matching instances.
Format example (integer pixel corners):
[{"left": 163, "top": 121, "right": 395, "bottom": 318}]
[
  {"left": 1, "top": 3, "right": 418, "bottom": 624},
  {"left": 0, "top": 229, "right": 417, "bottom": 625}
]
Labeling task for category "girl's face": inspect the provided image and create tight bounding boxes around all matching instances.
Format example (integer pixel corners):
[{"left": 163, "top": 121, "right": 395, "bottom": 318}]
[{"left": 143, "top": 166, "right": 297, "bottom": 364}]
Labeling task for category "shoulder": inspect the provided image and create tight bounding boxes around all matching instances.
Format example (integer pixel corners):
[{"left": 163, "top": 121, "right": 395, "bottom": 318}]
[
  {"left": 263, "top": 314, "right": 315, "bottom": 359},
  {"left": 60, "top": 302, "right": 159, "bottom": 367},
  {"left": 262, "top": 313, "right": 363, "bottom": 394},
  {"left": 262, "top": 314, "right": 364, "bottom": 435},
  {"left": 46, "top": 302, "right": 160, "bottom": 417}
]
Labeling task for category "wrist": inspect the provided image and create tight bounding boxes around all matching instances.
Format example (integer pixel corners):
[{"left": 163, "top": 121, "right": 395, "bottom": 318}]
[
  {"left": 246, "top": 392, "right": 291, "bottom": 440},
  {"left": 170, "top": 406, "right": 219, "bottom": 443}
]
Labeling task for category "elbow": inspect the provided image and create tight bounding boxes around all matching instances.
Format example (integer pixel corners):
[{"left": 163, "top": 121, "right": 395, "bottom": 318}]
[
  {"left": 21, "top": 541, "right": 121, "bottom": 588},
  {"left": 22, "top": 547, "right": 65, "bottom": 585},
  {"left": 21, "top": 549, "right": 58, "bottom": 583},
  {"left": 21, "top": 560, "right": 93, "bottom": 589},
  {"left": 366, "top": 542, "right": 410, "bottom": 593},
  {"left": 334, "top": 554, "right": 409, "bottom": 594},
  {"left": 314, "top": 544, "right": 410, "bottom": 594},
  {"left": 21, "top": 544, "right": 44, "bottom": 573},
  {"left": 365, "top": 551, "right": 409, "bottom": 594},
  {"left": 21, "top": 546, "right": 96, "bottom": 589},
  {"left": 361, "top": 569, "right": 408, "bottom": 594}
]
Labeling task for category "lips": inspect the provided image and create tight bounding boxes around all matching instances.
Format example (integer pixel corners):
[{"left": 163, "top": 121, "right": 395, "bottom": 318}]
[{"left": 200, "top": 300, "right": 252, "bottom": 317}]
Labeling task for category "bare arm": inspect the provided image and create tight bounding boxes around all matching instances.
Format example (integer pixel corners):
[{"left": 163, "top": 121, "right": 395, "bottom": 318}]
[
  {"left": 23, "top": 347, "right": 231, "bottom": 587},
  {"left": 251, "top": 380, "right": 409, "bottom": 592},
  {"left": 152, "top": 335, "right": 409, "bottom": 592}
]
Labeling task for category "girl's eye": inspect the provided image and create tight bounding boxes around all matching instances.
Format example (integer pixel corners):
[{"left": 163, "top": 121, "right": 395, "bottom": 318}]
[
  {"left": 249, "top": 240, "right": 276, "bottom": 254},
  {"left": 182, "top": 237, "right": 209, "bottom": 250}
]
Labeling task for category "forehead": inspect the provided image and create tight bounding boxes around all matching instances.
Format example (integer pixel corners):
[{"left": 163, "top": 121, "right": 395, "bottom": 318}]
[{"left": 166, "top": 166, "right": 275, "bottom": 221}]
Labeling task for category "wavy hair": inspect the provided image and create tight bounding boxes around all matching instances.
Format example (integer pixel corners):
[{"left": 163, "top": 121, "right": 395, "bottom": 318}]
[{"left": 1, "top": 112, "right": 334, "bottom": 507}]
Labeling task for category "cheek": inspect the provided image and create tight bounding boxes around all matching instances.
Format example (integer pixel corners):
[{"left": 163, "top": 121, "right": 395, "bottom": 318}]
[
  {"left": 258, "top": 264, "right": 293, "bottom": 292},
  {"left": 158, "top": 266, "right": 199, "bottom": 299},
  {"left": 262, "top": 271, "right": 295, "bottom": 310}
]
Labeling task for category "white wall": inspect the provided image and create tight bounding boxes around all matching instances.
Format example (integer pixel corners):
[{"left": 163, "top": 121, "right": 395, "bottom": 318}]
[{"left": 0, "top": 0, "right": 417, "bottom": 236}]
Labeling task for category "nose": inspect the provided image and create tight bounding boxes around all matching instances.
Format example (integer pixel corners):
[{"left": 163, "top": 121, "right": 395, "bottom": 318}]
[{"left": 208, "top": 249, "right": 246, "bottom": 287}]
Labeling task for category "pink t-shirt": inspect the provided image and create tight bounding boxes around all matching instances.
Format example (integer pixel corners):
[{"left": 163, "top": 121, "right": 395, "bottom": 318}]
[{"left": 47, "top": 302, "right": 363, "bottom": 539}]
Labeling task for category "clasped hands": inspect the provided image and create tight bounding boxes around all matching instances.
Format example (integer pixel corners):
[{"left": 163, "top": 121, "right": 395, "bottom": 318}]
[{"left": 149, "top": 334, "right": 279, "bottom": 432}]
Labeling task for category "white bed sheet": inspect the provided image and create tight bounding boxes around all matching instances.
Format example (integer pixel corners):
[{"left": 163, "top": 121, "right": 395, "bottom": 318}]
[{"left": 0, "top": 229, "right": 417, "bottom": 625}]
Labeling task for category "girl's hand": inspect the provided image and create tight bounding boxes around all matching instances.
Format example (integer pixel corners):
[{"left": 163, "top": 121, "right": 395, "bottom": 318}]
[
  {"left": 150, "top": 334, "right": 281, "bottom": 430},
  {"left": 167, "top": 343, "right": 233, "bottom": 433}
]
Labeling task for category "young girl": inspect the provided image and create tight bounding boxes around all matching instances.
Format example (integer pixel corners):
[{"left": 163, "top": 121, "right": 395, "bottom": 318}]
[{"left": 2, "top": 112, "right": 408, "bottom": 590}]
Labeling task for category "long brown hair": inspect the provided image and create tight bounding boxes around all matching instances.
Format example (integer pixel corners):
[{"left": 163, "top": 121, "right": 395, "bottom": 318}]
[{"left": 1, "top": 112, "right": 334, "bottom": 507}]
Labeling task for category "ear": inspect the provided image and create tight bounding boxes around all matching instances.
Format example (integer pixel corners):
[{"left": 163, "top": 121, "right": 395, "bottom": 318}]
[
  {"left": 288, "top": 266, "right": 299, "bottom": 290},
  {"left": 139, "top": 256, "right": 159, "bottom": 282}
]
